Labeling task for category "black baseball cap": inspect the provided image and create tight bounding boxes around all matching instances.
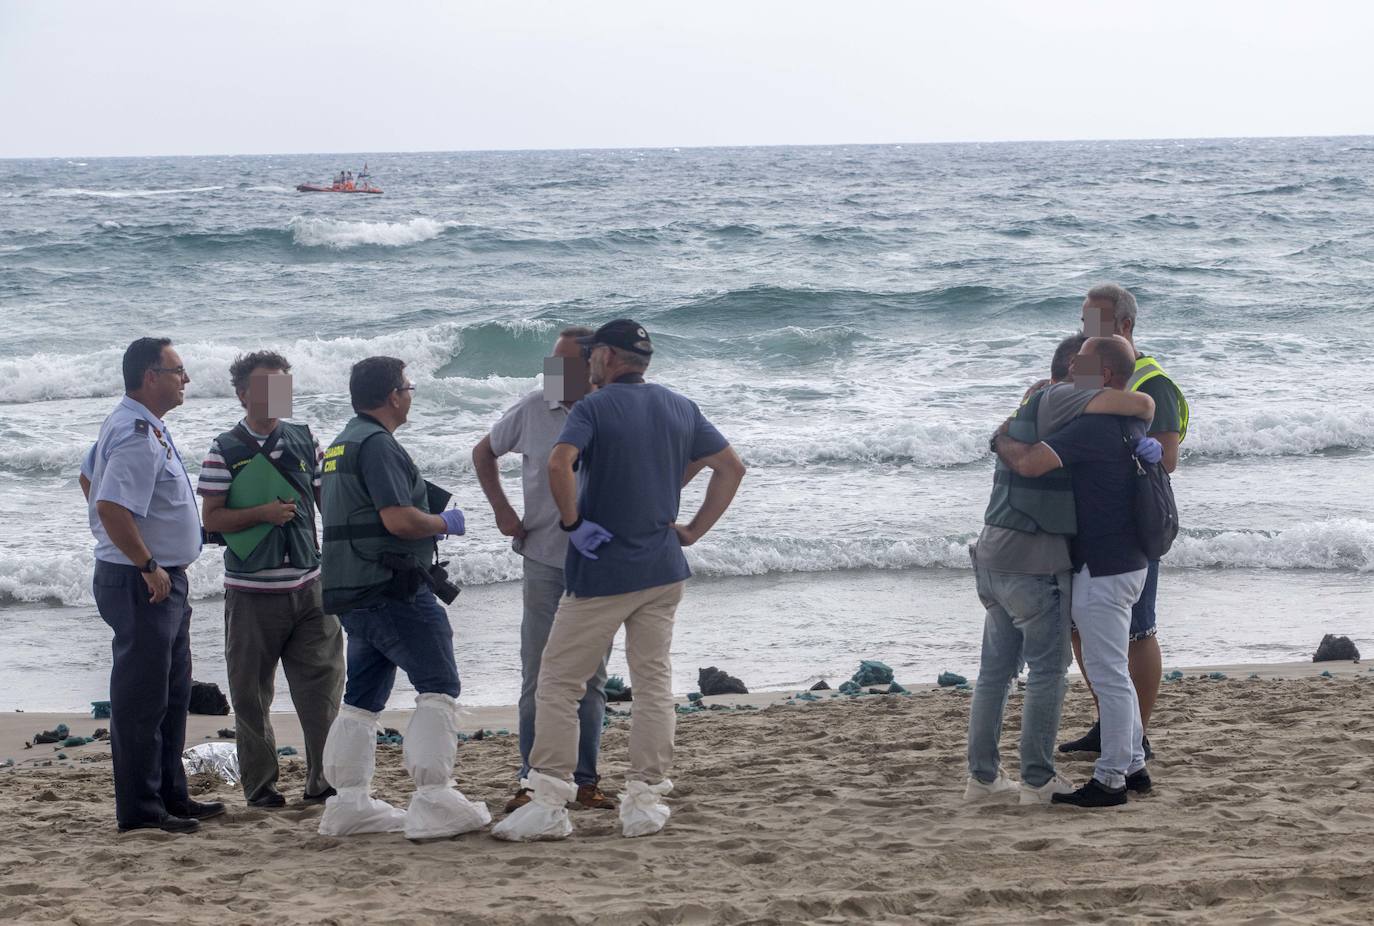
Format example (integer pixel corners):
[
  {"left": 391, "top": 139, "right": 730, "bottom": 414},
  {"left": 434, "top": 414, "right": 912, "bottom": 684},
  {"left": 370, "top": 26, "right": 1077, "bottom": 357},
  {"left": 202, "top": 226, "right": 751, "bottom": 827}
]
[{"left": 577, "top": 319, "right": 653, "bottom": 356}]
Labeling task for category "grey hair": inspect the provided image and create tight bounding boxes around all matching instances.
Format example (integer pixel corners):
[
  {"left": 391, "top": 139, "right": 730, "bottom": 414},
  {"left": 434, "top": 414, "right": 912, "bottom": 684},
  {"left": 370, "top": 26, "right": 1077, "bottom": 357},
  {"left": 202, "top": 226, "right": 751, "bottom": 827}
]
[
  {"left": 1086, "top": 283, "right": 1138, "bottom": 331},
  {"left": 609, "top": 345, "right": 650, "bottom": 371},
  {"left": 559, "top": 325, "right": 594, "bottom": 339}
]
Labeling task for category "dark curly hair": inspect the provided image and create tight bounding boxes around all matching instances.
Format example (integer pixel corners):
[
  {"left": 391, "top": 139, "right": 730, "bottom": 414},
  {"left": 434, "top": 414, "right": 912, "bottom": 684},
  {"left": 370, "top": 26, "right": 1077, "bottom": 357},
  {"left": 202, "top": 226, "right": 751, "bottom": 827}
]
[{"left": 229, "top": 350, "right": 292, "bottom": 394}]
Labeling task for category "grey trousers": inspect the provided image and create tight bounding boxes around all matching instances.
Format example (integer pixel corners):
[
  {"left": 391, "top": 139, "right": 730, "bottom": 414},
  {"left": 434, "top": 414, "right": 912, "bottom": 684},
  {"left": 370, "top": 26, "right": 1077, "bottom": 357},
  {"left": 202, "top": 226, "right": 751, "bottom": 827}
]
[{"left": 224, "top": 580, "right": 344, "bottom": 802}]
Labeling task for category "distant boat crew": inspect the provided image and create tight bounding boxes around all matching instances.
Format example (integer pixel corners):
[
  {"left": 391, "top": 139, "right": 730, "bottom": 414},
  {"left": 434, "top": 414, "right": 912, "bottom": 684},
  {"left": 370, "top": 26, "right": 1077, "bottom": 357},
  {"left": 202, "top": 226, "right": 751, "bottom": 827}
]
[{"left": 297, "top": 164, "right": 382, "bottom": 194}]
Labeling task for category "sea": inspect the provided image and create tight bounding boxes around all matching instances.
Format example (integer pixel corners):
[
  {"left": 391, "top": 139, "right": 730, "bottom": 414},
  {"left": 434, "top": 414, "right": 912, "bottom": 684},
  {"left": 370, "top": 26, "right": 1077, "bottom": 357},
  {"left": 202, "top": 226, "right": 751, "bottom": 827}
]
[{"left": 2, "top": 138, "right": 1372, "bottom": 712}]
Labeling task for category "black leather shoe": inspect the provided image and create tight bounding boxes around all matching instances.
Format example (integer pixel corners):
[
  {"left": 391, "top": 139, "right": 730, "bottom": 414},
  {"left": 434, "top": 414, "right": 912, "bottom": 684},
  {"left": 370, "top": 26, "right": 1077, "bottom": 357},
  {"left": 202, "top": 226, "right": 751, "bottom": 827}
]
[
  {"left": 119, "top": 815, "right": 200, "bottom": 834},
  {"left": 1125, "top": 768, "right": 1153, "bottom": 794},
  {"left": 168, "top": 799, "right": 227, "bottom": 820},
  {"left": 301, "top": 787, "right": 336, "bottom": 805},
  {"left": 1058, "top": 721, "right": 1101, "bottom": 755},
  {"left": 248, "top": 792, "right": 287, "bottom": 809},
  {"left": 1051, "top": 777, "right": 1128, "bottom": 808}
]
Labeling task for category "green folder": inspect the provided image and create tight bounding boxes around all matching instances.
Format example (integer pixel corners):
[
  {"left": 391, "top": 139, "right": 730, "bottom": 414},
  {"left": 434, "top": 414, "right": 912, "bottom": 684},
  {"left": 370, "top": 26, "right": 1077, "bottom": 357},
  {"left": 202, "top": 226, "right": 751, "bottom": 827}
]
[{"left": 223, "top": 454, "right": 302, "bottom": 560}]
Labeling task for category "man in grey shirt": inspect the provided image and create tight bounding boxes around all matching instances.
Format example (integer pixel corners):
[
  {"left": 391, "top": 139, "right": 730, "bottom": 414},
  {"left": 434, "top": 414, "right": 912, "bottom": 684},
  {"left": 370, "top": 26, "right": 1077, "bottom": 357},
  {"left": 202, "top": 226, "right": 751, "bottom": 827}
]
[
  {"left": 964, "top": 333, "right": 1155, "bottom": 805},
  {"left": 472, "top": 326, "right": 616, "bottom": 814}
]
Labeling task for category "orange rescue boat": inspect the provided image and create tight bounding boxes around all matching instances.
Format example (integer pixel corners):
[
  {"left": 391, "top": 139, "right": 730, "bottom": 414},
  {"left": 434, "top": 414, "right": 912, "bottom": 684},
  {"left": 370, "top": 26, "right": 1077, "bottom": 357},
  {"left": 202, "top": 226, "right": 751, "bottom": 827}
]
[{"left": 297, "top": 165, "right": 382, "bottom": 194}]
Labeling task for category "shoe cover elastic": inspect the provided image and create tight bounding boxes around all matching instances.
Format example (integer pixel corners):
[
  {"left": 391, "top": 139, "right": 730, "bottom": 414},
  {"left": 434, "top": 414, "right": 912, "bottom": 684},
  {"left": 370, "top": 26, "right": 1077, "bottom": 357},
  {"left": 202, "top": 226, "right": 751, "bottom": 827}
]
[
  {"left": 490, "top": 770, "right": 575, "bottom": 842},
  {"left": 318, "top": 704, "right": 406, "bottom": 836},
  {"left": 619, "top": 778, "right": 673, "bottom": 837},
  {"left": 403, "top": 693, "right": 491, "bottom": 840}
]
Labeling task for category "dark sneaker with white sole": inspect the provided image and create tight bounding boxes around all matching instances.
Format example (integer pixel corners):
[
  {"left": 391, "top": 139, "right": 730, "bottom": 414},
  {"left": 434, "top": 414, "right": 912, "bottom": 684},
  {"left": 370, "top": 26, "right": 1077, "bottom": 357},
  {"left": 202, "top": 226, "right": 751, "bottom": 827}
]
[
  {"left": 1058, "top": 722, "right": 1154, "bottom": 761},
  {"left": 1125, "top": 768, "right": 1152, "bottom": 794},
  {"left": 1051, "top": 777, "right": 1128, "bottom": 808}
]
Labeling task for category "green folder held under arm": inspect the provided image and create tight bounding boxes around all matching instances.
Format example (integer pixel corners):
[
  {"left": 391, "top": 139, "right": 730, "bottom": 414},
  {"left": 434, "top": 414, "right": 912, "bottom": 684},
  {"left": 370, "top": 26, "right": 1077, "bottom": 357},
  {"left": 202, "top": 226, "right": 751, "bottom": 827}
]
[{"left": 222, "top": 454, "right": 302, "bottom": 560}]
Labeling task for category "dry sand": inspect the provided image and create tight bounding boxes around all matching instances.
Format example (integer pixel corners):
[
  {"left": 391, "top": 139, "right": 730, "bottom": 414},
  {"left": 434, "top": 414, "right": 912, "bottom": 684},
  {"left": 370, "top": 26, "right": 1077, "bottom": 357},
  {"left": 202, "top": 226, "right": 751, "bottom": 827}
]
[{"left": 2, "top": 660, "right": 1372, "bottom": 924}]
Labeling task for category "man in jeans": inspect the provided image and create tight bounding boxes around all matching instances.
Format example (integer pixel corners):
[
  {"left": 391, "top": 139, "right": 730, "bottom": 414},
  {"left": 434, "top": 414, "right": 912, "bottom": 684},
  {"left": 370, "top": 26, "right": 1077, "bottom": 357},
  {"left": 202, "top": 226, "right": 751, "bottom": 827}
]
[
  {"left": 493, "top": 319, "right": 746, "bottom": 841},
  {"left": 316, "top": 356, "right": 488, "bottom": 840},
  {"left": 967, "top": 333, "right": 1155, "bottom": 805},
  {"left": 472, "top": 325, "right": 617, "bottom": 813},
  {"left": 198, "top": 351, "right": 344, "bottom": 808},
  {"left": 995, "top": 336, "right": 1162, "bottom": 807}
]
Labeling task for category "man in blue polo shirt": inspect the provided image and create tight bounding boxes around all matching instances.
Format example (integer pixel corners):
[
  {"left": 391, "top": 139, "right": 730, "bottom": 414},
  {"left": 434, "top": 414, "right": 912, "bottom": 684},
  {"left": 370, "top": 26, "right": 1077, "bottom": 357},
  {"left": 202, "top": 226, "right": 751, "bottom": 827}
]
[
  {"left": 80, "top": 337, "right": 224, "bottom": 833},
  {"left": 493, "top": 319, "right": 746, "bottom": 842},
  {"left": 994, "top": 336, "right": 1162, "bottom": 808}
]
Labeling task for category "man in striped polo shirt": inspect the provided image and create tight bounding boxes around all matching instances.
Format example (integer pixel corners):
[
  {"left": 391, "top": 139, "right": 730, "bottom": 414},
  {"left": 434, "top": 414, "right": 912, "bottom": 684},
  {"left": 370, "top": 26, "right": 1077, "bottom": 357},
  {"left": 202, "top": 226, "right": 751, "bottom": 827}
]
[{"left": 197, "top": 351, "right": 344, "bottom": 809}]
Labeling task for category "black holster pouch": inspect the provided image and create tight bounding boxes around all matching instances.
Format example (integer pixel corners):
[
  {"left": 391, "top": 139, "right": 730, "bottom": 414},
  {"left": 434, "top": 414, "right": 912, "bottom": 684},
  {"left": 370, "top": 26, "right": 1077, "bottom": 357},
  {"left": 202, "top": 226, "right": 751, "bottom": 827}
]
[{"left": 380, "top": 551, "right": 425, "bottom": 601}]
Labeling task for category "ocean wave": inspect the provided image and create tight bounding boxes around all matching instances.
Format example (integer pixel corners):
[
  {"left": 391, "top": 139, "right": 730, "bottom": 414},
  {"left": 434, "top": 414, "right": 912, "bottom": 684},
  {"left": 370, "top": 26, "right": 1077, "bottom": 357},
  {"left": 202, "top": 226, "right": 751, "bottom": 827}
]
[
  {"left": 5, "top": 519, "right": 1370, "bottom": 607},
  {"left": 43, "top": 186, "right": 224, "bottom": 198},
  {"left": 737, "top": 423, "right": 987, "bottom": 468},
  {"left": 1184, "top": 408, "right": 1374, "bottom": 458},
  {"left": 655, "top": 283, "right": 1008, "bottom": 327},
  {"left": 288, "top": 215, "right": 456, "bottom": 248}
]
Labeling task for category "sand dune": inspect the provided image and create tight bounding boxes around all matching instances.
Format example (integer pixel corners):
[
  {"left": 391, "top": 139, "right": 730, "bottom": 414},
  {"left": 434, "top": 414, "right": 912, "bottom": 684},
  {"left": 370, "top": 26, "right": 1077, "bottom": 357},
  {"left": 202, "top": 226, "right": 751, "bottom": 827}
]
[{"left": 2, "top": 662, "right": 1373, "bottom": 924}]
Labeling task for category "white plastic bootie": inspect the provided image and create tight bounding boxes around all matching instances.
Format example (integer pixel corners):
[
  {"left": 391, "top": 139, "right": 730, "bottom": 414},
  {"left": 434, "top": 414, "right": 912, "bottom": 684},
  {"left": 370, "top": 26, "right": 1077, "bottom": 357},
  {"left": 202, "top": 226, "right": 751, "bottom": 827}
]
[
  {"left": 491, "top": 770, "right": 575, "bottom": 842},
  {"left": 403, "top": 693, "right": 491, "bottom": 840},
  {"left": 619, "top": 778, "right": 673, "bottom": 837},
  {"left": 318, "top": 704, "right": 407, "bottom": 836}
]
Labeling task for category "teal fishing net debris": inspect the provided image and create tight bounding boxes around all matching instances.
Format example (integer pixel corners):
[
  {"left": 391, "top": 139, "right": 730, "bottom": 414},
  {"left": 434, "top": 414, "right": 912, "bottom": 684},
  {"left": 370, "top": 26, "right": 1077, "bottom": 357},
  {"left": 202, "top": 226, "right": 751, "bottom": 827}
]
[
  {"left": 937, "top": 672, "right": 967, "bottom": 687},
  {"left": 90, "top": 701, "right": 111, "bottom": 719},
  {"left": 794, "top": 691, "right": 820, "bottom": 701},
  {"left": 887, "top": 682, "right": 908, "bottom": 694},
  {"left": 851, "top": 660, "right": 894, "bottom": 686},
  {"left": 276, "top": 746, "right": 298, "bottom": 756},
  {"left": 1320, "top": 670, "right": 1334, "bottom": 678},
  {"left": 1164, "top": 670, "right": 1184, "bottom": 681},
  {"left": 686, "top": 692, "right": 702, "bottom": 702},
  {"left": 1208, "top": 672, "right": 1227, "bottom": 680},
  {"left": 838, "top": 681, "right": 861, "bottom": 695},
  {"left": 604, "top": 676, "right": 627, "bottom": 695}
]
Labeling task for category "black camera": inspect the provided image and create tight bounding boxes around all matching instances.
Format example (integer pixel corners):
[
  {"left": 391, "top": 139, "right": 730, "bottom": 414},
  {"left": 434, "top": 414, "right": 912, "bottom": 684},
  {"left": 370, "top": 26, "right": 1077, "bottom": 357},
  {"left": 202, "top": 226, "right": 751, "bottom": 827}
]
[{"left": 427, "top": 560, "right": 462, "bottom": 605}]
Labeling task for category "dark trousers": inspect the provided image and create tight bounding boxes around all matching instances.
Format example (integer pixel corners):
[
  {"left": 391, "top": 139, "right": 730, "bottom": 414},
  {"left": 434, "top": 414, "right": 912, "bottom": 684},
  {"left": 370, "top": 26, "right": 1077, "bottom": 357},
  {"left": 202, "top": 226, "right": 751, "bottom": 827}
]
[
  {"left": 339, "top": 586, "right": 460, "bottom": 713},
  {"left": 93, "top": 560, "right": 192, "bottom": 828},
  {"left": 224, "top": 580, "right": 344, "bottom": 802}
]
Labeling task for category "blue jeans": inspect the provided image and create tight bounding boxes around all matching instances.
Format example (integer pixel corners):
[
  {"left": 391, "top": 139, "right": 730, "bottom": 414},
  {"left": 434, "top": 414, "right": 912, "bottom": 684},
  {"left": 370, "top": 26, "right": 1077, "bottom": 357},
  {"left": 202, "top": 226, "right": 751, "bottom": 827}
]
[
  {"left": 339, "top": 586, "right": 460, "bottom": 713},
  {"left": 1129, "top": 559, "right": 1160, "bottom": 641},
  {"left": 518, "top": 558, "right": 608, "bottom": 787},
  {"left": 967, "top": 554, "right": 1072, "bottom": 788}
]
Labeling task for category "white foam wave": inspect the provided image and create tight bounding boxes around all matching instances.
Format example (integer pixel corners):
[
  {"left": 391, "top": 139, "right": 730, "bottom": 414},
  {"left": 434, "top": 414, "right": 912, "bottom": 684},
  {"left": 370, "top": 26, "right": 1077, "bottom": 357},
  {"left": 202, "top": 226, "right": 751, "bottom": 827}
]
[
  {"left": 44, "top": 186, "right": 223, "bottom": 198},
  {"left": 1167, "top": 519, "right": 1374, "bottom": 571},
  {"left": 1185, "top": 408, "right": 1374, "bottom": 458},
  {"left": 738, "top": 423, "right": 988, "bottom": 468},
  {"left": 289, "top": 216, "right": 455, "bottom": 249},
  {"left": 246, "top": 185, "right": 292, "bottom": 193}
]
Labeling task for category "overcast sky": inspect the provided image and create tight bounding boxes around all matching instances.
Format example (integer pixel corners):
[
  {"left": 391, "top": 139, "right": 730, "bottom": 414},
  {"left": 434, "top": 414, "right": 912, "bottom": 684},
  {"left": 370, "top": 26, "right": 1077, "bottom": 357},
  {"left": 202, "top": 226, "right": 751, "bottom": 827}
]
[{"left": 2, "top": 0, "right": 1371, "bottom": 158}]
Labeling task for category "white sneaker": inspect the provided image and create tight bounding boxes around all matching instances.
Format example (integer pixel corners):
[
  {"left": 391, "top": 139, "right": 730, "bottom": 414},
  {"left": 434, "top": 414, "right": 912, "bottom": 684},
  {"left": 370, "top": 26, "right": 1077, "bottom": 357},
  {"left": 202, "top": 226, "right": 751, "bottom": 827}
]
[
  {"left": 1019, "top": 773, "right": 1075, "bottom": 805},
  {"left": 962, "top": 771, "right": 1018, "bottom": 803}
]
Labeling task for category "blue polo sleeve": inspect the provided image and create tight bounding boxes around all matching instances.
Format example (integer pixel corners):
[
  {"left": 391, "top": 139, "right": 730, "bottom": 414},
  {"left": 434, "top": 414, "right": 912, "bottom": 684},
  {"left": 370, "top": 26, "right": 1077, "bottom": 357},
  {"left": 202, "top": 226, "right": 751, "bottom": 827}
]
[
  {"left": 556, "top": 399, "right": 594, "bottom": 452},
  {"left": 689, "top": 403, "right": 728, "bottom": 461},
  {"left": 95, "top": 431, "right": 160, "bottom": 517}
]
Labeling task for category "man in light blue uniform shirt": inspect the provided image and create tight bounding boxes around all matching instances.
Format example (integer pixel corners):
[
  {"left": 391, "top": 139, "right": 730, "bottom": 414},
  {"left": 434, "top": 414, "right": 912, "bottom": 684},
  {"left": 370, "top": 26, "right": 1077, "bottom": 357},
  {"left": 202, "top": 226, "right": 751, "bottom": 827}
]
[{"left": 80, "top": 337, "right": 222, "bottom": 834}]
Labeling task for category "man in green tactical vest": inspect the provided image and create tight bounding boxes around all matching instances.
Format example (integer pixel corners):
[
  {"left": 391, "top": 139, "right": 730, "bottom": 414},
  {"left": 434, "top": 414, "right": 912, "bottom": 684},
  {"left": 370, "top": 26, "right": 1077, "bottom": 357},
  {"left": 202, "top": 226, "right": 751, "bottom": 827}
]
[
  {"left": 315, "top": 356, "right": 491, "bottom": 842},
  {"left": 1059, "top": 283, "right": 1189, "bottom": 760},
  {"left": 965, "top": 333, "right": 1156, "bottom": 805},
  {"left": 197, "top": 351, "right": 344, "bottom": 810}
]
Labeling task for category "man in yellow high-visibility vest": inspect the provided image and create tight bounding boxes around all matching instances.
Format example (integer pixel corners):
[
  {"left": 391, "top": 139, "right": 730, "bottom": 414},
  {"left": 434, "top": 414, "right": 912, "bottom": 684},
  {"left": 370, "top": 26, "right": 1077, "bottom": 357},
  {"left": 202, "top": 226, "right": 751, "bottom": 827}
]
[{"left": 1060, "top": 284, "right": 1188, "bottom": 762}]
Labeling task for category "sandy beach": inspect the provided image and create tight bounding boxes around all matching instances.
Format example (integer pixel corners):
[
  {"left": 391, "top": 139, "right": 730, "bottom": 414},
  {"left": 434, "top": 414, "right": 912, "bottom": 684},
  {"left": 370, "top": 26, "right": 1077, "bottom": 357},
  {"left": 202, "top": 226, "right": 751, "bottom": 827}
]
[{"left": 2, "top": 659, "right": 1371, "bottom": 924}]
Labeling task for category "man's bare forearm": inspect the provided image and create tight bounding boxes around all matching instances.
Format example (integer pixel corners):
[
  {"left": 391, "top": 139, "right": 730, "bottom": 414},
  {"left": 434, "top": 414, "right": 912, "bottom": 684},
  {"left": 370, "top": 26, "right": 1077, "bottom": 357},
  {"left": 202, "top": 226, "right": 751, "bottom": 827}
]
[
  {"left": 472, "top": 436, "right": 516, "bottom": 515},
  {"left": 548, "top": 448, "right": 580, "bottom": 525}
]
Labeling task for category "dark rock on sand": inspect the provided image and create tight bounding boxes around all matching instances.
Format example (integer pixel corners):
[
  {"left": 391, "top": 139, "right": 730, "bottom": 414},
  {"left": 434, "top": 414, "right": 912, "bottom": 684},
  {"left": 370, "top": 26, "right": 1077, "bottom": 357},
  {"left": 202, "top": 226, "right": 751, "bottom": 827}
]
[
  {"left": 809, "top": 681, "right": 830, "bottom": 691},
  {"left": 698, "top": 667, "right": 749, "bottom": 696},
  {"left": 189, "top": 681, "right": 230, "bottom": 715},
  {"left": 1313, "top": 634, "right": 1360, "bottom": 663}
]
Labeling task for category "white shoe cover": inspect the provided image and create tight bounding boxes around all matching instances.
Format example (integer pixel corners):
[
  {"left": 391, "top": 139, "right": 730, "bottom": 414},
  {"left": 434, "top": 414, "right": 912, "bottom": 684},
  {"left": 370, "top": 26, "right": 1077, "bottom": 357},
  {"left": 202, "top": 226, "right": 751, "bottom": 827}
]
[
  {"left": 490, "top": 770, "right": 575, "bottom": 842},
  {"left": 318, "top": 704, "right": 406, "bottom": 836},
  {"left": 403, "top": 693, "right": 491, "bottom": 840},
  {"left": 619, "top": 778, "right": 673, "bottom": 837}
]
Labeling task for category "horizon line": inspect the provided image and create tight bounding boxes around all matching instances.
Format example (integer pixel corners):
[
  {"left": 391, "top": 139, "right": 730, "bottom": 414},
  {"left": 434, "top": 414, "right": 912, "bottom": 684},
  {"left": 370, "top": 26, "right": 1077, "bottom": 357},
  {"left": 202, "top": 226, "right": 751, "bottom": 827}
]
[{"left": 4, "top": 131, "right": 1373, "bottom": 162}]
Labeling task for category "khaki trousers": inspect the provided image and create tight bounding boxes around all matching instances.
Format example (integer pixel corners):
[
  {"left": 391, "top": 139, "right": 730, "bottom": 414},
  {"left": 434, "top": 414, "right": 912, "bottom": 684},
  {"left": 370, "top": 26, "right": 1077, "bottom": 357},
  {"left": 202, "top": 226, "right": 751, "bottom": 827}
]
[
  {"left": 225, "top": 580, "right": 345, "bottom": 802},
  {"left": 530, "top": 580, "right": 685, "bottom": 784}
]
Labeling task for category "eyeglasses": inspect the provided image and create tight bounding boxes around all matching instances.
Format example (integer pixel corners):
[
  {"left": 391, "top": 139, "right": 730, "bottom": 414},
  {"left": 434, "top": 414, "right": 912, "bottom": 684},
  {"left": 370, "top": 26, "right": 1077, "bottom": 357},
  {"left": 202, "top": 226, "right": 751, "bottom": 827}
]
[
  {"left": 394, "top": 384, "right": 417, "bottom": 394},
  {"left": 153, "top": 366, "right": 187, "bottom": 377}
]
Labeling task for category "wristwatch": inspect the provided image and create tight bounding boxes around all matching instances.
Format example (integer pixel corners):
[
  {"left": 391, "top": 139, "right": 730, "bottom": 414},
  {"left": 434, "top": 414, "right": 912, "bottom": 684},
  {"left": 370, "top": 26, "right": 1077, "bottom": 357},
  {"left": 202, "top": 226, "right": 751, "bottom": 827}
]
[
  {"left": 141, "top": 557, "right": 159, "bottom": 574},
  {"left": 559, "top": 517, "right": 583, "bottom": 532}
]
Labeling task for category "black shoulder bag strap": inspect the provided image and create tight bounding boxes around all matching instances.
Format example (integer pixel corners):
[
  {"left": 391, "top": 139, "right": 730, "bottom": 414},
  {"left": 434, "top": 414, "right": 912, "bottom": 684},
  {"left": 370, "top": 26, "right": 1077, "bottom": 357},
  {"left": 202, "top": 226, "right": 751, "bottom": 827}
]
[{"left": 231, "top": 423, "right": 297, "bottom": 488}]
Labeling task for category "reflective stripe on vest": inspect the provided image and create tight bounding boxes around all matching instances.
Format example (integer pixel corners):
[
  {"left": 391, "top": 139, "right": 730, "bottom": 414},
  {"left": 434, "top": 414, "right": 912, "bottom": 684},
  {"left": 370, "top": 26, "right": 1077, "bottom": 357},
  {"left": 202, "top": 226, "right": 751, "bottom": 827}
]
[
  {"left": 1127, "top": 355, "right": 1189, "bottom": 443},
  {"left": 214, "top": 422, "right": 320, "bottom": 575},
  {"left": 983, "top": 389, "right": 1078, "bottom": 536},
  {"left": 319, "top": 415, "right": 434, "bottom": 613}
]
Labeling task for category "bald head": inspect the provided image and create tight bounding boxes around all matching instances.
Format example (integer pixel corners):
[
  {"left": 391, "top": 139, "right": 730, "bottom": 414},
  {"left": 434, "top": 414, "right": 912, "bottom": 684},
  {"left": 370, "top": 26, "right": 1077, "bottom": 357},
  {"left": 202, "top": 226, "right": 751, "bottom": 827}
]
[{"left": 1082, "top": 335, "right": 1137, "bottom": 389}]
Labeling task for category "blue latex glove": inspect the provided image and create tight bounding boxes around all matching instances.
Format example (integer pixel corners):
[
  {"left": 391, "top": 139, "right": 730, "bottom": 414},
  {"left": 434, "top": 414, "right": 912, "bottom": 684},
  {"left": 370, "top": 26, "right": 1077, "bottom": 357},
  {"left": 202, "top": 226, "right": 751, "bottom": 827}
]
[
  {"left": 438, "top": 508, "right": 465, "bottom": 537},
  {"left": 1132, "top": 436, "right": 1163, "bottom": 465},
  {"left": 568, "top": 518, "right": 613, "bottom": 559}
]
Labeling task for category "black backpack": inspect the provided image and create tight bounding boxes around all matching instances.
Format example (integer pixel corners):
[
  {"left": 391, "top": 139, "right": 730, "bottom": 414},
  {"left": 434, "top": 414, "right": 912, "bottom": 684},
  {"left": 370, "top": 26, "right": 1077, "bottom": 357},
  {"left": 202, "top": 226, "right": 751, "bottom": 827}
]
[{"left": 1120, "top": 421, "right": 1180, "bottom": 560}]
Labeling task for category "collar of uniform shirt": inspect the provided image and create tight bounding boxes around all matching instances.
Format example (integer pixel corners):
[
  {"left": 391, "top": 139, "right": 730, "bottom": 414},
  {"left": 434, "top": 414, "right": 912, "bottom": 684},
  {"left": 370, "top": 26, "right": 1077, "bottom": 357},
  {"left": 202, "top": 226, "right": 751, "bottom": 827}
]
[
  {"left": 119, "top": 395, "right": 166, "bottom": 431},
  {"left": 611, "top": 373, "right": 646, "bottom": 385}
]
